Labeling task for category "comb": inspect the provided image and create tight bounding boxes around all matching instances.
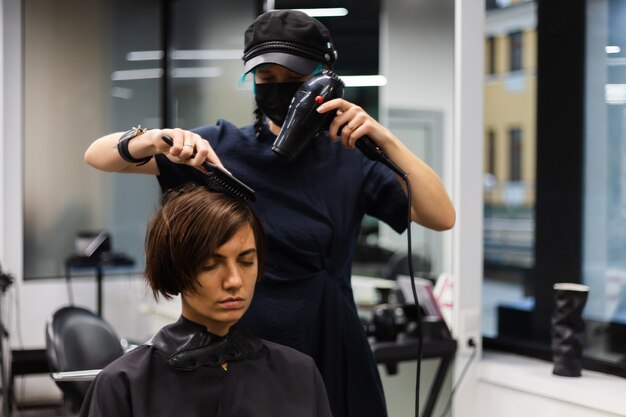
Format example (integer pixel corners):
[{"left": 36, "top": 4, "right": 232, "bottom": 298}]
[{"left": 160, "top": 135, "right": 256, "bottom": 203}]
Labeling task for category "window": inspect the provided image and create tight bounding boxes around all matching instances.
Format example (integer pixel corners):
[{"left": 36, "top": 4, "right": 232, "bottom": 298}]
[
  {"left": 509, "top": 127, "right": 522, "bottom": 181},
  {"left": 482, "top": 0, "right": 536, "bottom": 346},
  {"left": 483, "top": 0, "right": 626, "bottom": 379},
  {"left": 487, "top": 36, "right": 497, "bottom": 75},
  {"left": 508, "top": 30, "right": 523, "bottom": 72},
  {"left": 581, "top": 0, "right": 626, "bottom": 373},
  {"left": 487, "top": 129, "right": 497, "bottom": 175}
]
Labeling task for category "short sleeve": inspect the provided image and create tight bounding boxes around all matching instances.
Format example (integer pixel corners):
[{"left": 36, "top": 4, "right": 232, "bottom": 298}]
[{"left": 362, "top": 159, "right": 409, "bottom": 234}]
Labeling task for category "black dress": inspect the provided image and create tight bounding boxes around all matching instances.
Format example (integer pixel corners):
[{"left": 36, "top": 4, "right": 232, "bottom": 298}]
[
  {"left": 79, "top": 316, "right": 333, "bottom": 417},
  {"left": 155, "top": 120, "right": 408, "bottom": 417}
]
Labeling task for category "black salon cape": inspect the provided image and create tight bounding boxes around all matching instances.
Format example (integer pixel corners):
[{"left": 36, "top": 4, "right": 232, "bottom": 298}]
[
  {"left": 155, "top": 120, "right": 408, "bottom": 417},
  {"left": 79, "top": 317, "right": 332, "bottom": 417}
]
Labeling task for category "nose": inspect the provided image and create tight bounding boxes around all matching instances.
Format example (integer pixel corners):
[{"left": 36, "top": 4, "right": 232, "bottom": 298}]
[{"left": 222, "top": 263, "right": 244, "bottom": 290}]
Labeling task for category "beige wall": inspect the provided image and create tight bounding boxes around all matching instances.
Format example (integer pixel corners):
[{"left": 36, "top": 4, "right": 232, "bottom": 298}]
[
  {"left": 484, "top": 24, "right": 536, "bottom": 206},
  {"left": 23, "top": 0, "right": 110, "bottom": 271}
]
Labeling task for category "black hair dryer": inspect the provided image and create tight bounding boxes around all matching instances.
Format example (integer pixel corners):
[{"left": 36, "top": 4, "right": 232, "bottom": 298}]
[
  {"left": 272, "top": 69, "right": 406, "bottom": 178},
  {"left": 272, "top": 69, "right": 343, "bottom": 160}
]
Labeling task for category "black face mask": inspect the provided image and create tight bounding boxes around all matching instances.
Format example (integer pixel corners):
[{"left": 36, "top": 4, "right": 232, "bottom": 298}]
[{"left": 255, "top": 82, "right": 303, "bottom": 127}]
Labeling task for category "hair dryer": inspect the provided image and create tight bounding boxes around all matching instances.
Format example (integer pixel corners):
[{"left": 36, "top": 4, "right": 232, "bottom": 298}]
[{"left": 272, "top": 69, "right": 407, "bottom": 179}]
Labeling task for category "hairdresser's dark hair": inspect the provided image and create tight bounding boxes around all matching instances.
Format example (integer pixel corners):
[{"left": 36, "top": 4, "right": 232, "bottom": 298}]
[
  {"left": 144, "top": 183, "right": 265, "bottom": 300},
  {"left": 253, "top": 106, "right": 264, "bottom": 138}
]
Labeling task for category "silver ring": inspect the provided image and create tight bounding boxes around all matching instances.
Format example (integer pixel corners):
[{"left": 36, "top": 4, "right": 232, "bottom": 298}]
[{"left": 183, "top": 144, "right": 193, "bottom": 148}]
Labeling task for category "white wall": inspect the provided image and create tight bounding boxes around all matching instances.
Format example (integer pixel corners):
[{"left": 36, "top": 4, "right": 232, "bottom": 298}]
[{"left": 379, "top": 2, "right": 462, "bottom": 417}]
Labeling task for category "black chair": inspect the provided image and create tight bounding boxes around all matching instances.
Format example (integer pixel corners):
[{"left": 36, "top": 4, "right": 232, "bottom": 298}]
[
  {"left": 45, "top": 306, "right": 124, "bottom": 412},
  {"left": 382, "top": 251, "right": 432, "bottom": 281}
]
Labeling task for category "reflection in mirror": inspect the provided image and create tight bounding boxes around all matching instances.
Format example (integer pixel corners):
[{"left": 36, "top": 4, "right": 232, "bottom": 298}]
[
  {"left": 23, "top": 0, "right": 163, "bottom": 279},
  {"left": 22, "top": 0, "right": 455, "bottom": 303}
]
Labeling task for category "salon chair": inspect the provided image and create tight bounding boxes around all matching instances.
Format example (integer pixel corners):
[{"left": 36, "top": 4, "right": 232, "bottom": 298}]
[
  {"left": 45, "top": 306, "right": 124, "bottom": 412},
  {"left": 383, "top": 251, "right": 432, "bottom": 281}
]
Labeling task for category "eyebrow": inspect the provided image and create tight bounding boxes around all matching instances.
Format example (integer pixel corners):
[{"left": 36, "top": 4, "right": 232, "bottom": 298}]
[{"left": 211, "top": 248, "right": 257, "bottom": 259}]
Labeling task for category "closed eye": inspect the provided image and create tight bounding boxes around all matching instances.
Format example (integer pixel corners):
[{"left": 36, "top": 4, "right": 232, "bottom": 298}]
[
  {"left": 238, "top": 250, "right": 257, "bottom": 267},
  {"left": 200, "top": 264, "right": 217, "bottom": 271}
]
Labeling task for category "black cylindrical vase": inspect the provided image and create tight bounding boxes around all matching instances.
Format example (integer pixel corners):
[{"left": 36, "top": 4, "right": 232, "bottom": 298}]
[{"left": 551, "top": 283, "right": 589, "bottom": 377}]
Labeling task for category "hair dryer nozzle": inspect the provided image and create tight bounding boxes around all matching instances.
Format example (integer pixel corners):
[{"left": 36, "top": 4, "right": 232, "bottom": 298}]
[{"left": 272, "top": 70, "right": 344, "bottom": 161}]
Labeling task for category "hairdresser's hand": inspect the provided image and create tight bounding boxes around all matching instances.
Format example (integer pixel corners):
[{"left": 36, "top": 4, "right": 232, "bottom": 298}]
[
  {"left": 317, "top": 98, "right": 455, "bottom": 231},
  {"left": 316, "top": 98, "right": 395, "bottom": 151},
  {"left": 144, "top": 128, "right": 225, "bottom": 172}
]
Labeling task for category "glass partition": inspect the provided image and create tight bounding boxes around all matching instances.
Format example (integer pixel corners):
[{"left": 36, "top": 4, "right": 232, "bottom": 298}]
[
  {"left": 22, "top": 0, "right": 258, "bottom": 279},
  {"left": 582, "top": 0, "right": 626, "bottom": 368}
]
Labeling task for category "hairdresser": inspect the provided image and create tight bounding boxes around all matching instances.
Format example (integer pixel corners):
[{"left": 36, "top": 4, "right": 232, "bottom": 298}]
[{"left": 84, "top": 9, "right": 455, "bottom": 417}]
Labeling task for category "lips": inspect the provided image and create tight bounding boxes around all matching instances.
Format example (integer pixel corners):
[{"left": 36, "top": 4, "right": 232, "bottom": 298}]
[{"left": 219, "top": 297, "right": 244, "bottom": 309}]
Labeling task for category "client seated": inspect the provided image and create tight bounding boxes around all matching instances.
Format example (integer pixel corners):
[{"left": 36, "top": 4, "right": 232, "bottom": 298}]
[{"left": 79, "top": 184, "right": 332, "bottom": 417}]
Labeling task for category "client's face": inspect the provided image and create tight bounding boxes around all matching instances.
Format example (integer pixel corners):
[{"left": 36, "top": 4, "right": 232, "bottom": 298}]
[{"left": 181, "top": 224, "right": 258, "bottom": 336}]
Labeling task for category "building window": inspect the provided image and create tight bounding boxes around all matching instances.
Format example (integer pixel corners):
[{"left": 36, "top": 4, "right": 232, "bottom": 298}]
[
  {"left": 487, "top": 129, "right": 497, "bottom": 175},
  {"left": 487, "top": 36, "right": 497, "bottom": 75},
  {"left": 508, "top": 30, "right": 523, "bottom": 72},
  {"left": 509, "top": 127, "right": 522, "bottom": 181}
]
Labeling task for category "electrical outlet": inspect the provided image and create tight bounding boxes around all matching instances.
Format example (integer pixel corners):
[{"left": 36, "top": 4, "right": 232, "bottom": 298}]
[{"left": 457, "top": 308, "right": 481, "bottom": 354}]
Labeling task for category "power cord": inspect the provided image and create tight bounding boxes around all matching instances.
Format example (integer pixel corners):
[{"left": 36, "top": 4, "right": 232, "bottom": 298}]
[
  {"left": 401, "top": 177, "right": 424, "bottom": 417},
  {"left": 354, "top": 138, "right": 422, "bottom": 417},
  {"left": 436, "top": 338, "right": 478, "bottom": 417}
]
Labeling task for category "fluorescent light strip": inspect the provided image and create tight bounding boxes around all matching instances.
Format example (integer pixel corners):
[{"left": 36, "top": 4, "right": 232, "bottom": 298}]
[
  {"left": 341, "top": 75, "right": 387, "bottom": 87},
  {"left": 292, "top": 8, "right": 348, "bottom": 17},
  {"left": 111, "top": 68, "right": 163, "bottom": 81},
  {"left": 127, "top": 50, "right": 164, "bottom": 61},
  {"left": 172, "top": 67, "right": 222, "bottom": 78},
  {"left": 608, "top": 57, "right": 626, "bottom": 66},
  {"left": 606, "top": 45, "right": 621, "bottom": 54},
  {"left": 127, "top": 50, "right": 242, "bottom": 61},
  {"left": 111, "top": 86, "right": 134, "bottom": 99},
  {"left": 172, "top": 50, "right": 242, "bottom": 60},
  {"left": 605, "top": 83, "right": 626, "bottom": 105},
  {"left": 112, "top": 67, "right": 222, "bottom": 81}
]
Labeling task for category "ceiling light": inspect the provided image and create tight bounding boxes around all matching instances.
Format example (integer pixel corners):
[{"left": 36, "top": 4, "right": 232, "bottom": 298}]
[
  {"left": 126, "top": 51, "right": 164, "bottom": 61},
  {"left": 172, "top": 67, "right": 222, "bottom": 78},
  {"left": 606, "top": 46, "right": 621, "bottom": 54},
  {"left": 292, "top": 8, "right": 349, "bottom": 17},
  {"left": 172, "top": 50, "right": 242, "bottom": 60},
  {"left": 111, "top": 68, "right": 163, "bottom": 81},
  {"left": 341, "top": 75, "right": 388, "bottom": 87}
]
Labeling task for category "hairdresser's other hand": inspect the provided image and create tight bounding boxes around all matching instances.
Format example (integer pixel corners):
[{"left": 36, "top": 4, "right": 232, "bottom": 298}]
[
  {"left": 145, "top": 128, "right": 225, "bottom": 172},
  {"left": 316, "top": 98, "right": 394, "bottom": 151},
  {"left": 316, "top": 98, "right": 456, "bottom": 231}
]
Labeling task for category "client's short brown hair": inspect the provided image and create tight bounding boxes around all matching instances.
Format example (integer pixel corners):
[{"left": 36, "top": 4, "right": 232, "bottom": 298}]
[{"left": 144, "top": 184, "right": 265, "bottom": 300}]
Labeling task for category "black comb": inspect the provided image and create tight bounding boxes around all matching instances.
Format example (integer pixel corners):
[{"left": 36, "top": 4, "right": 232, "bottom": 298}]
[{"left": 160, "top": 135, "right": 256, "bottom": 203}]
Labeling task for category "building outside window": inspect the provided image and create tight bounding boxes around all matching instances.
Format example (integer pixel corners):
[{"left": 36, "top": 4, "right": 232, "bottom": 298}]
[{"left": 484, "top": 0, "right": 626, "bottom": 379}]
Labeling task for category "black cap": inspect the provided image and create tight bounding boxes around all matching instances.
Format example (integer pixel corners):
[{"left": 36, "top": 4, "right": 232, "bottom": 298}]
[{"left": 242, "top": 10, "right": 338, "bottom": 74}]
